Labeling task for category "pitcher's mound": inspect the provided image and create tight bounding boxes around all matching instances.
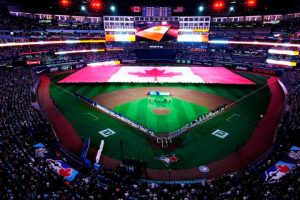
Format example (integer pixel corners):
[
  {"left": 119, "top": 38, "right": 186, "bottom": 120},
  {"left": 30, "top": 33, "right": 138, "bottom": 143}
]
[{"left": 152, "top": 108, "right": 170, "bottom": 115}]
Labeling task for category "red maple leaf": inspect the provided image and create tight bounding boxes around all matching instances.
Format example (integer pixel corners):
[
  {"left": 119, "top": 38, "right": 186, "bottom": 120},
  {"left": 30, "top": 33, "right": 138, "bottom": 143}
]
[
  {"left": 276, "top": 164, "right": 290, "bottom": 173},
  {"left": 128, "top": 68, "right": 182, "bottom": 81},
  {"left": 59, "top": 168, "right": 72, "bottom": 177}
]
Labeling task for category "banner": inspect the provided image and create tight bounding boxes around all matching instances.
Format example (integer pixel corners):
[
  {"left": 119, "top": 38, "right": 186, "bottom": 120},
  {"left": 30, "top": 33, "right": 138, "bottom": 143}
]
[
  {"left": 31, "top": 101, "right": 41, "bottom": 111},
  {"left": 33, "top": 143, "right": 79, "bottom": 182},
  {"left": 121, "top": 59, "right": 136, "bottom": 64},
  {"left": 191, "top": 60, "right": 284, "bottom": 76},
  {"left": 80, "top": 137, "right": 90, "bottom": 159},
  {"left": 31, "top": 78, "right": 40, "bottom": 95},
  {"left": 262, "top": 161, "right": 296, "bottom": 183},
  {"left": 34, "top": 61, "right": 86, "bottom": 74},
  {"left": 59, "top": 66, "right": 255, "bottom": 85},
  {"left": 191, "top": 60, "right": 204, "bottom": 65},
  {"left": 173, "top": 6, "right": 185, "bottom": 13},
  {"left": 131, "top": 6, "right": 142, "bottom": 12},
  {"left": 80, "top": 137, "right": 92, "bottom": 169},
  {"left": 283, "top": 146, "right": 300, "bottom": 166}
]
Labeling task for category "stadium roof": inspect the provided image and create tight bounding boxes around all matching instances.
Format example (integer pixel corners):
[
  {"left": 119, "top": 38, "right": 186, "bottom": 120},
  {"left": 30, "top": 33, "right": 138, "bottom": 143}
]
[{"left": 2, "top": 0, "right": 300, "bottom": 16}]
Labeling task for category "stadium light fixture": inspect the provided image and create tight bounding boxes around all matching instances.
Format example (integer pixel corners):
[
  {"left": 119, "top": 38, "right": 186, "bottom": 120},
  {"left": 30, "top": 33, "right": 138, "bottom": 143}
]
[
  {"left": 81, "top": 5, "right": 86, "bottom": 12},
  {"left": 60, "top": 0, "right": 71, "bottom": 7},
  {"left": 198, "top": 6, "right": 204, "bottom": 12},
  {"left": 213, "top": 1, "right": 225, "bottom": 10},
  {"left": 0, "top": 40, "right": 106, "bottom": 47},
  {"left": 55, "top": 49, "right": 105, "bottom": 55},
  {"left": 90, "top": 0, "right": 102, "bottom": 11},
  {"left": 229, "top": 6, "right": 234, "bottom": 12},
  {"left": 110, "top": 5, "right": 116, "bottom": 12},
  {"left": 245, "top": 0, "right": 257, "bottom": 8}
]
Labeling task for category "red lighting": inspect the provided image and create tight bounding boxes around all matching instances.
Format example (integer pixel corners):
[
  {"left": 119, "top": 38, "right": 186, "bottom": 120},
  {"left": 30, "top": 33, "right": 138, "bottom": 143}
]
[
  {"left": 213, "top": 1, "right": 225, "bottom": 10},
  {"left": 60, "top": 0, "right": 71, "bottom": 7},
  {"left": 245, "top": 0, "right": 257, "bottom": 8},
  {"left": 90, "top": 0, "right": 102, "bottom": 10}
]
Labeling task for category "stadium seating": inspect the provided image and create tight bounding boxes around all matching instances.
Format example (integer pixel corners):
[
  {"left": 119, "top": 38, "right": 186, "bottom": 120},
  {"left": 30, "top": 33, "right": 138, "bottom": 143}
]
[{"left": 0, "top": 8, "right": 300, "bottom": 199}]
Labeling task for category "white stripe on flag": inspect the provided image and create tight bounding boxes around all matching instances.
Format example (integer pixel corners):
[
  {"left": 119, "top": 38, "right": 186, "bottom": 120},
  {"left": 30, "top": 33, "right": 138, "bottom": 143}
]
[{"left": 108, "top": 67, "right": 205, "bottom": 83}]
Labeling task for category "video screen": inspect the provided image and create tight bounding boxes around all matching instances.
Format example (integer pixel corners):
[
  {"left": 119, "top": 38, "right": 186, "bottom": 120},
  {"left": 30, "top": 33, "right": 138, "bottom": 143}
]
[{"left": 135, "top": 21, "right": 179, "bottom": 42}]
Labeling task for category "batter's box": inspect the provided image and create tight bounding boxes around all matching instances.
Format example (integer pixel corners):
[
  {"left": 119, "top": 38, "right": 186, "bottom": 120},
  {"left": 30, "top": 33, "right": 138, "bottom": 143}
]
[
  {"left": 99, "top": 128, "right": 116, "bottom": 137},
  {"left": 211, "top": 129, "right": 229, "bottom": 139}
]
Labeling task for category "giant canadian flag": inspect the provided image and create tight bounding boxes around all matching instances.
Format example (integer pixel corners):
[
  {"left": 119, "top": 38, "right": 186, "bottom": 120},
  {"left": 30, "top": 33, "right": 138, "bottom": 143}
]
[
  {"left": 59, "top": 66, "right": 255, "bottom": 85},
  {"left": 109, "top": 67, "right": 204, "bottom": 83}
]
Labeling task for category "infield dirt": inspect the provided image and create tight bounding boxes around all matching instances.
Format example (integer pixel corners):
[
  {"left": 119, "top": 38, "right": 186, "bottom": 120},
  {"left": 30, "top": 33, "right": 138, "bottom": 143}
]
[{"left": 93, "top": 87, "right": 233, "bottom": 109}]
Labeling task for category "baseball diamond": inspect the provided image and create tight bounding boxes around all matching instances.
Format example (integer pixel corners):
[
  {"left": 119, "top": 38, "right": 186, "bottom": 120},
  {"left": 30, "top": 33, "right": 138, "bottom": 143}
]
[{"left": 37, "top": 66, "right": 285, "bottom": 180}]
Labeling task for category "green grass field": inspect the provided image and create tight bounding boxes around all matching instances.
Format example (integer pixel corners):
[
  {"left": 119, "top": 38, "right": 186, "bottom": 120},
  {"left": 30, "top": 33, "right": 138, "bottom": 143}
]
[
  {"left": 114, "top": 97, "right": 209, "bottom": 133},
  {"left": 48, "top": 71, "right": 271, "bottom": 170}
]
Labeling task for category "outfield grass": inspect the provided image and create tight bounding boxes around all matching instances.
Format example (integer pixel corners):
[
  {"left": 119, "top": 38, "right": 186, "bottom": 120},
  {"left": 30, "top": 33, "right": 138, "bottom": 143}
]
[{"left": 48, "top": 71, "right": 271, "bottom": 170}]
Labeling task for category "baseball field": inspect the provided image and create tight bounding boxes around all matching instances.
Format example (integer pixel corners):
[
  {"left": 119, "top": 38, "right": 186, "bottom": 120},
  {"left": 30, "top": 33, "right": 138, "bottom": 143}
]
[{"left": 38, "top": 66, "right": 285, "bottom": 180}]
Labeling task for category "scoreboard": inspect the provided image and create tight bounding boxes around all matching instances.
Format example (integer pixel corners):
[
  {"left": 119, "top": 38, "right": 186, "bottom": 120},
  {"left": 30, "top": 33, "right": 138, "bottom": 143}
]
[
  {"left": 142, "top": 7, "right": 172, "bottom": 17},
  {"left": 103, "top": 15, "right": 211, "bottom": 43}
]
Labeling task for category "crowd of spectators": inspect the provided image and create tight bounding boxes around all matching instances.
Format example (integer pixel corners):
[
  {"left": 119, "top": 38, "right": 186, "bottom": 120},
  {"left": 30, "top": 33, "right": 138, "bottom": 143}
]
[
  {"left": 0, "top": 13, "right": 42, "bottom": 31},
  {"left": 0, "top": 63, "right": 299, "bottom": 199},
  {"left": 0, "top": 12, "right": 103, "bottom": 32},
  {"left": 1, "top": 42, "right": 298, "bottom": 69},
  {"left": 210, "top": 18, "right": 300, "bottom": 42},
  {"left": 176, "top": 44, "right": 268, "bottom": 66},
  {"left": 0, "top": 43, "right": 134, "bottom": 66},
  {"left": 0, "top": 32, "right": 105, "bottom": 44}
]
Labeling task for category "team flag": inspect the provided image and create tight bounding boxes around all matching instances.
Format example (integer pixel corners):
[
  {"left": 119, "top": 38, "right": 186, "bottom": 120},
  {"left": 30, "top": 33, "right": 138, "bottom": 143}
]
[
  {"left": 173, "top": 6, "right": 185, "bottom": 13},
  {"left": 33, "top": 143, "right": 79, "bottom": 182},
  {"left": 46, "top": 159, "right": 79, "bottom": 182},
  {"left": 80, "top": 137, "right": 92, "bottom": 169},
  {"left": 262, "top": 161, "right": 296, "bottom": 183},
  {"left": 284, "top": 146, "right": 300, "bottom": 166},
  {"left": 131, "top": 6, "right": 142, "bottom": 12}
]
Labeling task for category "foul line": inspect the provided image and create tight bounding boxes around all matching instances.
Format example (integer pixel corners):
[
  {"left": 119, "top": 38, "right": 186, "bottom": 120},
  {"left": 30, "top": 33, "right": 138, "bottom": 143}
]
[
  {"left": 228, "top": 79, "right": 277, "bottom": 108},
  {"left": 84, "top": 112, "right": 99, "bottom": 120},
  {"left": 186, "top": 78, "right": 278, "bottom": 127}
]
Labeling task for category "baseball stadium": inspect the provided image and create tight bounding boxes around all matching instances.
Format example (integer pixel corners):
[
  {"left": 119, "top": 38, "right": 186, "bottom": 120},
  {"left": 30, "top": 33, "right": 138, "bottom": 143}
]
[
  {"left": 0, "top": 0, "right": 299, "bottom": 199},
  {"left": 38, "top": 64, "right": 284, "bottom": 180}
]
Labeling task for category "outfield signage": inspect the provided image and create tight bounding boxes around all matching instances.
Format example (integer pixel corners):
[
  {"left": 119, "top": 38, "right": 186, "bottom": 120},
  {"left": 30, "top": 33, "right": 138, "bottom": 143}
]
[
  {"left": 232, "top": 65, "right": 284, "bottom": 76},
  {"left": 34, "top": 61, "right": 86, "bottom": 74},
  {"left": 121, "top": 59, "right": 136, "bottom": 64},
  {"left": 191, "top": 60, "right": 284, "bottom": 76}
]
